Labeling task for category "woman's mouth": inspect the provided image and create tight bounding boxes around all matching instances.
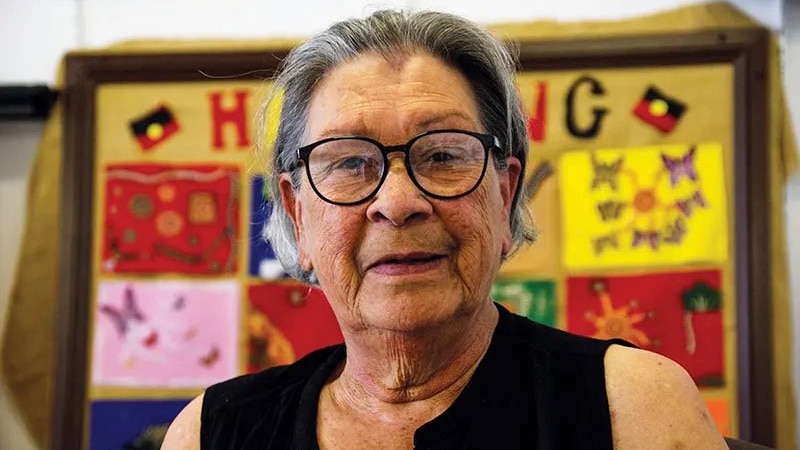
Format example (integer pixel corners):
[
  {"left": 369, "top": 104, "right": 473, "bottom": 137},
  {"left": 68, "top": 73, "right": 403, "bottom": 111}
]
[{"left": 368, "top": 253, "right": 447, "bottom": 276}]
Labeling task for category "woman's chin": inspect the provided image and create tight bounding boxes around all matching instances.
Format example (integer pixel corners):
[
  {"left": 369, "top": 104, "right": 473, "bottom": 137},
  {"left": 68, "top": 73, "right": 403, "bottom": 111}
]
[{"left": 356, "top": 296, "right": 471, "bottom": 334}]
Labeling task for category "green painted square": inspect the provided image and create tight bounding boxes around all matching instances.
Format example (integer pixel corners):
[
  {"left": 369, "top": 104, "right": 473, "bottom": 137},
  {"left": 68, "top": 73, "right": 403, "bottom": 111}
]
[{"left": 492, "top": 279, "right": 556, "bottom": 326}]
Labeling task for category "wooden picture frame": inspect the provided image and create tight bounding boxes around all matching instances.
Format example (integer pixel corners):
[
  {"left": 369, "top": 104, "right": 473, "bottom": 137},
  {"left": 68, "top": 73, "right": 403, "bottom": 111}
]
[{"left": 56, "top": 28, "right": 772, "bottom": 448}]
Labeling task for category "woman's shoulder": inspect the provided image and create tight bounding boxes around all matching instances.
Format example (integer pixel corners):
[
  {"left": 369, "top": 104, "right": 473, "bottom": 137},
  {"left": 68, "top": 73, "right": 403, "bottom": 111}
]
[
  {"left": 604, "top": 345, "right": 728, "bottom": 449},
  {"left": 161, "top": 394, "right": 204, "bottom": 450}
]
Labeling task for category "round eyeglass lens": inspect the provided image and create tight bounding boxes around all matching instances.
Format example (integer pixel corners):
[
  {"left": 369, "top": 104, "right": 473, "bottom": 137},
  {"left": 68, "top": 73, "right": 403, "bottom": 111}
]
[
  {"left": 409, "top": 132, "right": 486, "bottom": 197},
  {"left": 306, "top": 138, "right": 384, "bottom": 204}
]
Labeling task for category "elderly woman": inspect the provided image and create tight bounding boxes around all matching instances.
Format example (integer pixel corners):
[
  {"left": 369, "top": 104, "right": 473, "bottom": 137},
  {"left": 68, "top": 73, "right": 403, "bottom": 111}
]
[{"left": 163, "top": 10, "right": 727, "bottom": 450}]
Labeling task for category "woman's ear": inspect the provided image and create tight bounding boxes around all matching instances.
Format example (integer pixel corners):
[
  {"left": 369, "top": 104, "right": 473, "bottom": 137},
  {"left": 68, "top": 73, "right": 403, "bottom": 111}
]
[
  {"left": 278, "top": 174, "right": 311, "bottom": 271},
  {"left": 499, "top": 156, "right": 521, "bottom": 257},
  {"left": 501, "top": 156, "right": 522, "bottom": 218}
]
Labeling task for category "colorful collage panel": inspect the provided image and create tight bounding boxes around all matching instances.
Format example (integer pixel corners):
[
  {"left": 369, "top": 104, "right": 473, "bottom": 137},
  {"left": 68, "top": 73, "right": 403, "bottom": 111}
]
[
  {"left": 565, "top": 270, "right": 724, "bottom": 387},
  {"left": 101, "top": 164, "right": 240, "bottom": 274},
  {"left": 492, "top": 279, "right": 556, "bottom": 326},
  {"left": 560, "top": 143, "right": 728, "bottom": 269},
  {"left": 91, "top": 280, "right": 240, "bottom": 388},
  {"left": 89, "top": 399, "right": 189, "bottom": 450},
  {"left": 247, "top": 283, "right": 343, "bottom": 373}
]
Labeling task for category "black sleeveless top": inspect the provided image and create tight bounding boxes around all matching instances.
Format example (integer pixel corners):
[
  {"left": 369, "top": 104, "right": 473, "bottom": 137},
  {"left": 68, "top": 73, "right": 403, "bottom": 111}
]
[{"left": 200, "top": 305, "right": 634, "bottom": 449}]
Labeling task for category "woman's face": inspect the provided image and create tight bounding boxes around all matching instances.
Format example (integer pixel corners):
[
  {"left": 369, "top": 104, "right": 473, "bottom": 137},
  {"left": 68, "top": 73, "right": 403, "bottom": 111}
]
[{"left": 279, "top": 52, "right": 521, "bottom": 334}]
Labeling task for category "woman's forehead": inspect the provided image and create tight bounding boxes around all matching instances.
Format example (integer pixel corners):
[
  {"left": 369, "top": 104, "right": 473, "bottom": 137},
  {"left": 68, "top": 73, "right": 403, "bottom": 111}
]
[{"left": 305, "top": 52, "right": 481, "bottom": 140}]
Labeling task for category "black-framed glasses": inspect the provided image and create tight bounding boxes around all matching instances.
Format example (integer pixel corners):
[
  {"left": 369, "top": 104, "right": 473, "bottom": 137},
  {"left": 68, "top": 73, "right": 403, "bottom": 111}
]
[{"left": 296, "top": 129, "right": 503, "bottom": 206}]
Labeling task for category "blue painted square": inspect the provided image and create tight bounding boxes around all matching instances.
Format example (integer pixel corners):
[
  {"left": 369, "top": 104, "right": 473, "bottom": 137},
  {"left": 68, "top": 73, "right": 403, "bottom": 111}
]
[{"left": 89, "top": 399, "right": 189, "bottom": 449}]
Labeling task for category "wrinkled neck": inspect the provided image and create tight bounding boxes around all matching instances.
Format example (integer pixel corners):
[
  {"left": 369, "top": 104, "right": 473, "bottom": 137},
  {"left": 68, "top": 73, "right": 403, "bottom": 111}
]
[{"left": 330, "top": 301, "right": 497, "bottom": 410}]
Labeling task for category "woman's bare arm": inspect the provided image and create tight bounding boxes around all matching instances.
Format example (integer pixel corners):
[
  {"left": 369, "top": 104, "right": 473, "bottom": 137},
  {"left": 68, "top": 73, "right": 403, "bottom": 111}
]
[
  {"left": 161, "top": 393, "right": 204, "bottom": 450},
  {"left": 605, "top": 344, "right": 727, "bottom": 450}
]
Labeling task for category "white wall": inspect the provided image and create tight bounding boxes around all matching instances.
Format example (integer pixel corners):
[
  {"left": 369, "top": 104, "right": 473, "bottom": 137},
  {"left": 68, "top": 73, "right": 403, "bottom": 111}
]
[
  {"left": 0, "top": 0, "right": 785, "bottom": 85},
  {"left": 0, "top": 1, "right": 795, "bottom": 449}
]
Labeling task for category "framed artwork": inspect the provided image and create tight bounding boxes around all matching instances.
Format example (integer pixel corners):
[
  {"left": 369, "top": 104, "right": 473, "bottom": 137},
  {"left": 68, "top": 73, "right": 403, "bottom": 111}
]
[{"left": 55, "top": 26, "right": 775, "bottom": 448}]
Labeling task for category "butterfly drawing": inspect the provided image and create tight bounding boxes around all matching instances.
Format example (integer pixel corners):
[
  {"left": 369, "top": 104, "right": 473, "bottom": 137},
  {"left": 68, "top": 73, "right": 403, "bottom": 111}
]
[
  {"left": 676, "top": 190, "right": 708, "bottom": 217},
  {"left": 200, "top": 346, "right": 221, "bottom": 367},
  {"left": 591, "top": 155, "right": 623, "bottom": 191},
  {"left": 663, "top": 218, "right": 687, "bottom": 244},
  {"left": 99, "top": 287, "right": 147, "bottom": 337},
  {"left": 632, "top": 230, "right": 660, "bottom": 250},
  {"left": 596, "top": 201, "right": 626, "bottom": 221},
  {"left": 690, "top": 190, "right": 707, "bottom": 207},
  {"left": 592, "top": 234, "right": 619, "bottom": 255},
  {"left": 661, "top": 146, "right": 698, "bottom": 186}
]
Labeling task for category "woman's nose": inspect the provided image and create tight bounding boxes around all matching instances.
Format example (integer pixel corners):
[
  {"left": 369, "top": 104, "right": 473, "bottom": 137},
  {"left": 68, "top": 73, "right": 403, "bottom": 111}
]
[{"left": 365, "top": 157, "right": 433, "bottom": 226}]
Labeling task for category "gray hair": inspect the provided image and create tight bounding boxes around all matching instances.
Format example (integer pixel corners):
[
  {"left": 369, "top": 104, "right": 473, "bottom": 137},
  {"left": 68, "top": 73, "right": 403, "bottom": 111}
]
[{"left": 259, "top": 9, "right": 536, "bottom": 284}]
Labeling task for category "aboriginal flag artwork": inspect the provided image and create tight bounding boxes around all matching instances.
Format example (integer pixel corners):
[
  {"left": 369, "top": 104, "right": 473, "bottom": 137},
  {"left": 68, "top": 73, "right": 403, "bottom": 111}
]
[
  {"left": 492, "top": 279, "right": 556, "bottom": 326},
  {"left": 632, "top": 86, "right": 687, "bottom": 134},
  {"left": 249, "top": 175, "right": 285, "bottom": 279},
  {"left": 247, "top": 283, "right": 343, "bottom": 373},
  {"left": 560, "top": 143, "right": 728, "bottom": 269},
  {"left": 88, "top": 399, "right": 189, "bottom": 450},
  {"left": 102, "top": 164, "right": 240, "bottom": 274},
  {"left": 566, "top": 270, "right": 724, "bottom": 387},
  {"left": 129, "top": 105, "right": 181, "bottom": 151},
  {"left": 91, "top": 280, "right": 239, "bottom": 387}
]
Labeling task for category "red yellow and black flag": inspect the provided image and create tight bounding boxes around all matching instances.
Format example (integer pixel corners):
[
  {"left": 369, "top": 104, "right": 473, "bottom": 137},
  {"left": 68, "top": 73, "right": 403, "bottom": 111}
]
[
  {"left": 129, "top": 105, "right": 180, "bottom": 151},
  {"left": 632, "top": 86, "right": 687, "bottom": 134}
]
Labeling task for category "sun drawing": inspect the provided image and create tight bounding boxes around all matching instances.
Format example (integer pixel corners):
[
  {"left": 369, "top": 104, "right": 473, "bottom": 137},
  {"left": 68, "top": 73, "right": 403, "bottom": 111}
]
[{"left": 584, "top": 280, "right": 654, "bottom": 346}]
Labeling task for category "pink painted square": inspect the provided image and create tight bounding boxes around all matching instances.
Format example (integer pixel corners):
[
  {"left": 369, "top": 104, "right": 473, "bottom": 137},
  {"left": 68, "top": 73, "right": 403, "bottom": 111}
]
[{"left": 91, "top": 280, "right": 239, "bottom": 387}]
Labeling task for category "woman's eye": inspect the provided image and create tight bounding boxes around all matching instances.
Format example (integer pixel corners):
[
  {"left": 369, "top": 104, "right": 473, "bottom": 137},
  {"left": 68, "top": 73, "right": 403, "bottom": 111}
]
[
  {"left": 336, "top": 157, "right": 368, "bottom": 170},
  {"left": 331, "top": 156, "right": 381, "bottom": 175},
  {"left": 430, "top": 151, "right": 457, "bottom": 163}
]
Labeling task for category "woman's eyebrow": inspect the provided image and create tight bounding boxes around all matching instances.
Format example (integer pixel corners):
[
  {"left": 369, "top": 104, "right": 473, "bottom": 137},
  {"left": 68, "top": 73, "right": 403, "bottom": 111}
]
[
  {"left": 312, "top": 120, "right": 369, "bottom": 140},
  {"left": 312, "top": 110, "right": 478, "bottom": 142},
  {"left": 414, "top": 110, "right": 477, "bottom": 131}
]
